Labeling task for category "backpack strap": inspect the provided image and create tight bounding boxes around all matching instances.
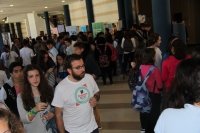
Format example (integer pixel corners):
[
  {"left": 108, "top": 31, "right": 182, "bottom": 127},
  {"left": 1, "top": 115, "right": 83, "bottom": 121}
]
[
  {"left": 104, "top": 44, "right": 107, "bottom": 53},
  {"left": 142, "top": 66, "right": 155, "bottom": 84},
  {"left": 96, "top": 45, "right": 102, "bottom": 54}
]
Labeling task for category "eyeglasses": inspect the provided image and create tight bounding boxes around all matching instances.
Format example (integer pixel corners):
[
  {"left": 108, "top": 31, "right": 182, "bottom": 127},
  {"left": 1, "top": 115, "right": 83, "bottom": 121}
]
[{"left": 72, "top": 65, "right": 85, "bottom": 70}]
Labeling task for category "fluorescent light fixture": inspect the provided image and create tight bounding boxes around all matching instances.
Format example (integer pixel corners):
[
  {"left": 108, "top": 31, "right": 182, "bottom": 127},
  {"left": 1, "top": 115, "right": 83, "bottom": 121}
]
[
  {"left": 10, "top": 5, "right": 14, "bottom": 6},
  {"left": 45, "top": 7, "right": 48, "bottom": 8},
  {"left": 2, "top": 20, "right": 5, "bottom": 21},
  {"left": 0, "top": 11, "right": 3, "bottom": 12},
  {"left": 62, "top": 0, "right": 65, "bottom": 2}
]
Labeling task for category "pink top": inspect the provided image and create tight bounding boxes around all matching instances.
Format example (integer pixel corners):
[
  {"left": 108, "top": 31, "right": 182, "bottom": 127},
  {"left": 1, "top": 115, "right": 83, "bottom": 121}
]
[
  {"left": 14, "top": 85, "right": 21, "bottom": 96},
  {"left": 140, "top": 65, "right": 163, "bottom": 94}
]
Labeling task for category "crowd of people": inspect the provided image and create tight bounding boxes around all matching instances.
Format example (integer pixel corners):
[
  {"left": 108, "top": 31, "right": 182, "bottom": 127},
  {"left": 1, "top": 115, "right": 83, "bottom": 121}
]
[{"left": 0, "top": 23, "right": 200, "bottom": 133}]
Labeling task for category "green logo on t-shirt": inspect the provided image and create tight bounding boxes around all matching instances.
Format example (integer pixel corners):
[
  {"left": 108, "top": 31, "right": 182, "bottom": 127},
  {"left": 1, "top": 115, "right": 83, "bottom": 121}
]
[{"left": 75, "top": 86, "right": 90, "bottom": 104}]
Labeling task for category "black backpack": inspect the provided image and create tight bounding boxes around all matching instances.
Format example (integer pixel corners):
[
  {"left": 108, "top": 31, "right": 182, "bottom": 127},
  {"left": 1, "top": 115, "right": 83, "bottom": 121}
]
[{"left": 123, "top": 38, "right": 134, "bottom": 52}]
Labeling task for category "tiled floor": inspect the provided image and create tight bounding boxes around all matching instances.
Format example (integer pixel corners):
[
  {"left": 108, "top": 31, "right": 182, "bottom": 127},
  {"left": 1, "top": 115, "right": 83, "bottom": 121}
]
[{"left": 96, "top": 75, "right": 141, "bottom": 133}]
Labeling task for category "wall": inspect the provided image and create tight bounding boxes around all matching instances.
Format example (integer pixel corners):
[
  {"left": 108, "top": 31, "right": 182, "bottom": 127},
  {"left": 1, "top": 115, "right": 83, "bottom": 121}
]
[{"left": 69, "top": 0, "right": 118, "bottom": 26}]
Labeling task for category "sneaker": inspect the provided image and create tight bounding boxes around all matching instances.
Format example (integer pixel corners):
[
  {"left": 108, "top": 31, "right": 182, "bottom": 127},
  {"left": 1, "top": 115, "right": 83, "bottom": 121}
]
[{"left": 98, "top": 127, "right": 102, "bottom": 130}]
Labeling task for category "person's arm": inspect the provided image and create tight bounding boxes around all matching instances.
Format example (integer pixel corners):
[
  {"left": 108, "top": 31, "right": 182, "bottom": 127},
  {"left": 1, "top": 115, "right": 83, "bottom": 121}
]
[
  {"left": 89, "top": 76, "right": 100, "bottom": 107},
  {"left": 161, "top": 60, "right": 168, "bottom": 83},
  {"left": 154, "top": 67, "right": 163, "bottom": 89},
  {"left": 2, "top": 72, "right": 8, "bottom": 84},
  {"left": 86, "top": 55, "right": 101, "bottom": 78},
  {"left": 0, "top": 87, "right": 7, "bottom": 103},
  {"left": 121, "top": 37, "right": 125, "bottom": 48},
  {"left": 55, "top": 107, "right": 65, "bottom": 133}
]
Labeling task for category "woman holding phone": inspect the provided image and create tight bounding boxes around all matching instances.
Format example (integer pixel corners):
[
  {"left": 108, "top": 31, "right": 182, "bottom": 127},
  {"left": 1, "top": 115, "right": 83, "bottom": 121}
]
[{"left": 17, "top": 64, "right": 54, "bottom": 133}]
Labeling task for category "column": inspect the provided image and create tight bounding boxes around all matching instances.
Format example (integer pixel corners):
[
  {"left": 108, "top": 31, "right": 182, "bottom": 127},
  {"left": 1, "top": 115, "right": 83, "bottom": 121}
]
[
  {"left": 44, "top": 11, "right": 51, "bottom": 37},
  {"left": 16, "top": 22, "right": 23, "bottom": 42},
  {"left": 85, "top": 0, "right": 94, "bottom": 31},
  {"left": 0, "top": 25, "right": 4, "bottom": 53},
  {"left": 152, "top": 0, "right": 171, "bottom": 53},
  {"left": 53, "top": 15, "right": 58, "bottom": 27},
  {"left": 11, "top": 23, "right": 16, "bottom": 39},
  {"left": 63, "top": 5, "right": 71, "bottom": 26},
  {"left": 124, "top": 0, "right": 133, "bottom": 29},
  {"left": 117, "top": 0, "right": 126, "bottom": 29},
  {"left": 5, "top": 24, "right": 10, "bottom": 32}
]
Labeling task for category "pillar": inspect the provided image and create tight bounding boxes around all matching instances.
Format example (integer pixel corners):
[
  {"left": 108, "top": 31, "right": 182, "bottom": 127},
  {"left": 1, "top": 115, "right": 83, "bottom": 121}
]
[
  {"left": 5, "top": 24, "right": 10, "bottom": 32},
  {"left": 16, "top": 22, "right": 23, "bottom": 42},
  {"left": 63, "top": 5, "right": 71, "bottom": 26},
  {"left": 11, "top": 23, "right": 16, "bottom": 39},
  {"left": 124, "top": 0, "right": 133, "bottom": 29},
  {"left": 85, "top": 0, "right": 94, "bottom": 31},
  {"left": 53, "top": 15, "right": 58, "bottom": 27},
  {"left": 44, "top": 11, "right": 51, "bottom": 37},
  {"left": 0, "top": 25, "right": 4, "bottom": 53},
  {"left": 117, "top": 0, "right": 126, "bottom": 29},
  {"left": 152, "top": 0, "right": 171, "bottom": 53}
]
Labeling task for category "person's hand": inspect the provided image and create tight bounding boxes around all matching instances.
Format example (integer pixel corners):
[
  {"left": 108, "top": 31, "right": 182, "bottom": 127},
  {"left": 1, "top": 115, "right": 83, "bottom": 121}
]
[
  {"left": 92, "top": 74, "right": 97, "bottom": 79},
  {"left": 47, "top": 68, "right": 54, "bottom": 73},
  {"left": 42, "top": 111, "right": 54, "bottom": 120},
  {"left": 34, "top": 102, "right": 48, "bottom": 112},
  {"left": 131, "top": 62, "right": 136, "bottom": 68},
  {"left": 89, "top": 97, "right": 97, "bottom": 107}
]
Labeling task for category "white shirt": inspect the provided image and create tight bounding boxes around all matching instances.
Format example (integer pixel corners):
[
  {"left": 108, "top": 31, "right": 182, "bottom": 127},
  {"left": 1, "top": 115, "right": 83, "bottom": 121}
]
[
  {"left": 66, "top": 45, "right": 74, "bottom": 55},
  {"left": 52, "top": 74, "right": 99, "bottom": 133},
  {"left": 0, "top": 70, "right": 8, "bottom": 88},
  {"left": 49, "top": 47, "right": 58, "bottom": 58},
  {"left": 155, "top": 104, "right": 200, "bottom": 133},
  {"left": 1, "top": 51, "right": 18, "bottom": 68},
  {"left": 20, "top": 47, "right": 34, "bottom": 66}
]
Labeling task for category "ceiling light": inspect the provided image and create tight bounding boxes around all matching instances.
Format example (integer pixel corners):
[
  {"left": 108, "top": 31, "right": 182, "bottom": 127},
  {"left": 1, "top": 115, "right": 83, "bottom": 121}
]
[
  {"left": 45, "top": 7, "right": 48, "bottom": 8},
  {"left": 0, "top": 11, "right": 3, "bottom": 12},
  {"left": 2, "top": 20, "right": 5, "bottom": 21},
  {"left": 62, "top": 0, "right": 65, "bottom": 2},
  {"left": 10, "top": 5, "right": 14, "bottom": 6}
]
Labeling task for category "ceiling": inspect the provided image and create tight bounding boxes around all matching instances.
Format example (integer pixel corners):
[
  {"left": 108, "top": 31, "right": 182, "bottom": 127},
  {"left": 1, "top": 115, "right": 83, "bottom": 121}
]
[{"left": 0, "top": 0, "right": 80, "bottom": 20}]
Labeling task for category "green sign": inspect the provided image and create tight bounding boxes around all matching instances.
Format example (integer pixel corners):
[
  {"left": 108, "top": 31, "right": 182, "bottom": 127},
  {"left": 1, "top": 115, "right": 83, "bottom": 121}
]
[{"left": 92, "top": 22, "right": 104, "bottom": 38}]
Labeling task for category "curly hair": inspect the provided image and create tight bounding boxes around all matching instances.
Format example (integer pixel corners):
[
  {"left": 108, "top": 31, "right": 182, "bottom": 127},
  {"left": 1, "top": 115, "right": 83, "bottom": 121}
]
[
  {"left": 0, "top": 108, "right": 25, "bottom": 133},
  {"left": 142, "top": 48, "right": 155, "bottom": 65},
  {"left": 21, "top": 64, "right": 54, "bottom": 111},
  {"left": 171, "top": 39, "right": 186, "bottom": 60}
]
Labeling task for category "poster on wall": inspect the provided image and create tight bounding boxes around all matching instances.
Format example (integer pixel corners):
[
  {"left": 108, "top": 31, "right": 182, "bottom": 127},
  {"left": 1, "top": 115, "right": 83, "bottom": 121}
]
[
  {"left": 107, "top": 23, "right": 113, "bottom": 33},
  {"left": 52, "top": 28, "right": 59, "bottom": 36},
  {"left": 92, "top": 22, "right": 104, "bottom": 37},
  {"left": 57, "top": 25, "right": 65, "bottom": 33},
  {"left": 66, "top": 26, "right": 78, "bottom": 36},
  {"left": 138, "top": 14, "right": 146, "bottom": 24},
  {"left": 2, "top": 32, "right": 12, "bottom": 48},
  {"left": 80, "top": 26, "right": 87, "bottom": 32}
]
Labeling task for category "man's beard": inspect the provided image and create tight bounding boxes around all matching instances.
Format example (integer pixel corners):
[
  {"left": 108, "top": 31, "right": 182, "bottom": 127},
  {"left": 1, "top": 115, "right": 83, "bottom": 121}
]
[{"left": 72, "top": 71, "right": 85, "bottom": 81}]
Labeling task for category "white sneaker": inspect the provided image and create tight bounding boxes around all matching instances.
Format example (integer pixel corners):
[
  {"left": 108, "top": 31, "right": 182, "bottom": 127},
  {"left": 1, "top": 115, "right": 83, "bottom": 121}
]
[{"left": 140, "top": 129, "right": 145, "bottom": 133}]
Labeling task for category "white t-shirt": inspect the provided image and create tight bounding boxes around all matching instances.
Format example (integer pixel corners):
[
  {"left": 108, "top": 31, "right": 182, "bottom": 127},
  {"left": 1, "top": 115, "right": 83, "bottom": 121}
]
[
  {"left": 154, "top": 47, "right": 162, "bottom": 71},
  {"left": 20, "top": 47, "right": 34, "bottom": 66},
  {"left": 52, "top": 74, "right": 99, "bottom": 133},
  {"left": 154, "top": 104, "right": 200, "bottom": 133},
  {"left": 66, "top": 45, "right": 74, "bottom": 55},
  {"left": 1, "top": 51, "right": 18, "bottom": 68}
]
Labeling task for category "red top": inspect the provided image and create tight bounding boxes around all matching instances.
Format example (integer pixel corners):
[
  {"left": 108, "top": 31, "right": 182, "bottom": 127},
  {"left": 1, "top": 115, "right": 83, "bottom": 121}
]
[
  {"left": 141, "top": 65, "right": 163, "bottom": 94},
  {"left": 161, "top": 55, "right": 191, "bottom": 91}
]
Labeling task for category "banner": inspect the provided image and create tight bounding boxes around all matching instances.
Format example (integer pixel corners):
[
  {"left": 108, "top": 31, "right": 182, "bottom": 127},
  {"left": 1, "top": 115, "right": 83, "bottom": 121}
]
[
  {"left": 107, "top": 23, "right": 113, "bottom": 32},
  {"left": 138, "top": 14, "right": 146, "bottom": 24},
  {"left": 66, "top": 26, "right": 78, "bottom": 36},
  {"left": 2, "top": 32, "right": 12, "bottom": 48},
  {"left": 92, "top": 22, "right": 104, "bottom": 37},
  {"left": 57, "top": 25, "right": 65, "bottom": 33},
  {"left": 80, "top": 26, "right": 87, "bottom": 32}
]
